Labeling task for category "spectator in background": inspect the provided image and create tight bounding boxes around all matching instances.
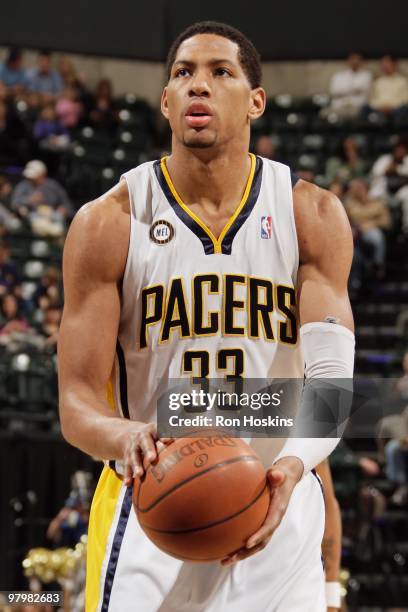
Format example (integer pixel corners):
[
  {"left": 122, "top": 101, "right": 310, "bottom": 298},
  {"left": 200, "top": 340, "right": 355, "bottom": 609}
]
[
  {"left": 56, "top": 87, "right": 83, "bottom": 130},
  {"left": 41, "top": 304, "right": 62, "bottom": 348},
  {"left": 0, "top": 292, "right": 29, "bottom": 336},
  {"left": 0, "top": 48, "right": 26, "bottom": 95},
  {"left": 25, "top": 51, "right": 63, "bottom": 100},
  {"left": 0, "top": 240, "right": 21, "bottom": 297},
  {"left": 369, "top": 55, "right": 408, "bottom": 116},
  {"left": 378, "top": 353, "right": 408, "bottom": 506},
  {"left": 0, "top": 177, "right": 20, "bottom": 231},
  {"left": 254, "top": 135, "right": 282, "bottom": 162},
  {"left": 32, "top": 266, "right": 62, "bottom": 311},
  {"left": 89, "top": 78, "right": 118, "bottom": 133},
  {"left": 328, "top": 179, "right": 346, "bottom": 200},
  {"left": 58, "top": 57, "right": 86, "bottom": 94},
  {"left": 33, "top": 103, "right": 69, "bottom": 143},
  {"left": 328, "top": 52, "right": 372, "bottom": 117},
  {"left": 345, "top": 179, "right": 391, "bottom": 275},
  {"left": 11, "top": 160, "right": 72, "bottom": 219},
  {"left": 325, "top": 136, "right": 368, "bottom": 184},
  {"left": 370, "top": 139, "right": 408, "bottom": 233},
  {"left": 395, "top": 350, "right": 408, "bottom": 400},
  {"left": 58, "top": 56, "right": 92, "bottom": 116},
  {"left": 0, "top": 99, "right": 30, "bottom": 163},
  {"left": 296, "top": 168, "right": 316, "bottom": 183},
  {"left": 0, "top": 175, "right": 12, "bottom": 208}
]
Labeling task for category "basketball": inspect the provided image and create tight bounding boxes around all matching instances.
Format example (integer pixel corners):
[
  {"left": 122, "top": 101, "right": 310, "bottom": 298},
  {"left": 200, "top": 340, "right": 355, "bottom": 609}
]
[{"left": 132, "top": 433, "right": 270, "bottom": 561}]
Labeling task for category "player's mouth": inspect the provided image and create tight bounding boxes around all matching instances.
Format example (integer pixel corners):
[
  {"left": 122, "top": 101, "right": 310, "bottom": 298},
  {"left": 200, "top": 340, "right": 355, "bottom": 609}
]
[{"left": 185, "top": 103, "right": 213, "bottom": 128}]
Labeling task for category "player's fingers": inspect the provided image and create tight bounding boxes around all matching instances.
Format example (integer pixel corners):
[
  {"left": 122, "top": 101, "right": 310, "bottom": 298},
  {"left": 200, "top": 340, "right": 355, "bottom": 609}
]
[
  {"left": 159, "top": 436, "right": 174, "bottom": 445},
  {"left": 130, "top": 447, "right": 144, "bottom": 478},
  {"left": 236, "top": 540, "right": 268, "bottom": 561},
  {"left": 139, "top": 433, "right": 157, "bottom": 467},
  {"left": 123, "top": 455, "right": 135, "bottom": 487},
  {"left": 221, "top": 541, "right": 267, "bottom": 566},
  {"left": 267, "top": 468, "right": 286, "bottom": 488},
  {"left": 246, "top": 501, "right": 286, "bottom": 548}
]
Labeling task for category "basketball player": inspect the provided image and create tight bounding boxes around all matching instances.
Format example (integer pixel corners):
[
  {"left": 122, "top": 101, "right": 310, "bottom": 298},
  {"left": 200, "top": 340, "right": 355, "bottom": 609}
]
[{"left": 58, "top": 21, "right": 355, "bottom": 611}]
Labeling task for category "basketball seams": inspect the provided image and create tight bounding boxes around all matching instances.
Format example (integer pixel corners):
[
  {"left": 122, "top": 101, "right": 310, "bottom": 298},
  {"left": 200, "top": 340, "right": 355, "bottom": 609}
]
[
  {"left": 136, "top": 454, "right": 262, "bottom": 513},
  {"left": 140, "top": 480, "right": 268, "bottom": 535}
]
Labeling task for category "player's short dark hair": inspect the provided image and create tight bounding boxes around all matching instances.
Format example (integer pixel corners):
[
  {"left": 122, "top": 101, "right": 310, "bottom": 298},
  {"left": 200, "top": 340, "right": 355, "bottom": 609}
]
[{"left": 166, "top": 21, "right": 262, "bottom": 89}]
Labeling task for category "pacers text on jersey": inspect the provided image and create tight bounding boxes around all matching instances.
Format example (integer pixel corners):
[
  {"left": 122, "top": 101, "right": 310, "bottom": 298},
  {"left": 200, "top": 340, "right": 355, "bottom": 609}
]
[{"left": 140, "top": 273, "right": 298, "bottom": 348}]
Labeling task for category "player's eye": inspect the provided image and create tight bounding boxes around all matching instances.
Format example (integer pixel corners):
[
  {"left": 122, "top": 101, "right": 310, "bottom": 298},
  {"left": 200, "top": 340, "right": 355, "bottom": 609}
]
[
  {"left": 214, "top": 67, "right": 231, "bottom": 77},
  {"left": 174, "top": 68, "right": 190, "bottom": 78}
]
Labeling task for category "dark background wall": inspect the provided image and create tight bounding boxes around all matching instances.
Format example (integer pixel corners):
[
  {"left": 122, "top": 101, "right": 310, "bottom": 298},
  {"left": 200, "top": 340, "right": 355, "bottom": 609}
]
[
  {"left": 2, "top": 0, "right": 408, "bottom": 61},
  {"left": 1, "top": 432, "right": 98, "bottom": 590}
]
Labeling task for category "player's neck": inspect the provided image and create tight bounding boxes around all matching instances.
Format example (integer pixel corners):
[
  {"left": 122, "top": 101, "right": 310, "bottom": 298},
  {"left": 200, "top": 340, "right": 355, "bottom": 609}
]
[{"left": 165, "top": 144, "right": 251, "bottom": 209}]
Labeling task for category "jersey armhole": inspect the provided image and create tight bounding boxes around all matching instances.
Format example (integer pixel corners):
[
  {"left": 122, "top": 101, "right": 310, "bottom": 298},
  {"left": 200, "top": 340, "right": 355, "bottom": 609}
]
[{"left": 291, "top": 171, "right": 300, "bottom": 188}]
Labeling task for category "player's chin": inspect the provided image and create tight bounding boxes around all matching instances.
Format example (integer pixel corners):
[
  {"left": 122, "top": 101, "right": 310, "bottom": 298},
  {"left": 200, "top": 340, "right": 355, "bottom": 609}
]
[{"left": 183, "top": 130, "right": 217, "bottom": 149}]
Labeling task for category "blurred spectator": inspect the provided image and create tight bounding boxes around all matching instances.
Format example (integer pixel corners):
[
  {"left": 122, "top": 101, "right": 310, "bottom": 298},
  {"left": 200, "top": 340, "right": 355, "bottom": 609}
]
[
  {"left": 325, "top": 136, "right": 368, "bottom": 183},
  {"left": 345, "top": 179, "right": 391, "bottom": 274},
  {"left": 395, "top": 350, "right": 408, "bottom": 400},
  {"left": 11, "top": 160, "right": 72, "bottom": 219},
  {"left": 33, "top": 266, "right": 62, "bottom": 311},
  {"left": 25, "top": 51, "right": 63, "bottom": 100},
  {"left": 0, "top": 175, "right": 12, "bottom": 207},
  {"left": 296, "top": 168, "right": 315, "bottom": 183},
  {"left": 0, "top": 99, "right": 30, "bottom": 163},
  {"left": 47, "top": 471, "right": 91, "bottom": 546},
  {"left": 41, "top": 304, "right": 62, "bottom": 347},
  {"left": 0, "top": 47, "right": 26, "bottom": 94},
  {"left": 328, "top": 52, "right": 372, "bottom": 117},
  {"left": 89, "top": 78, "right": 118, "bottom": 133},
  {"left": 0, "top": 177, "right": 19, "bottom": 234},
  {"left": 378, "top": 360, "right": 408, "bottom": 507},
  {"left": 328, "top": 179, "right": 346, "bottom": 200},
  {"left": 33, "top": 103, "right": 69, "bottom": 143},
  {"left": 58, "top": 57, "right": 86, "bottom": 94},
  {"left": 370, "top": 139, "right": 408, "bottom": 233},
  {"left": 369, "top": 55, "right": 408, "bottom": 116},
  {"left": 0, "top": 240, "right": 21, "bottom": 296},
  {"left": 0, "top": 292, "right": 30, "bottom": 336},
  {"left": 56, "top": 87, "right": 83, "bottom": 130},
  {"left": 255, "top": 135, "right": 282, "bottom": 162}
]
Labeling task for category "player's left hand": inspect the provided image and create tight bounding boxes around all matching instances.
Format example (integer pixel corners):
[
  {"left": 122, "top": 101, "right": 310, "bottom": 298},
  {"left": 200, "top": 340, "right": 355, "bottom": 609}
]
[{"left": 221, "top": 456, "right": 304, "bottom": 566}]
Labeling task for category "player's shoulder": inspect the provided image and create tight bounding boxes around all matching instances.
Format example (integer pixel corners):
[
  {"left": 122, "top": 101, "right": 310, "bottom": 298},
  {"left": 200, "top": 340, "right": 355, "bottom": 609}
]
[
  {"left": 64, "top": 180, "right": 131, "bottom": 278},
  {"left": 73, "top": 180, "right": 130, "bottom": 233},
  {"left": 293, "top": 179, "right": 347, "bottom": 226},
  {"left": 293, "top": 180, "right": 352, "bottom": 262},
  {"left": 72, "top": 159, "right": 155, "bottom": 230}
]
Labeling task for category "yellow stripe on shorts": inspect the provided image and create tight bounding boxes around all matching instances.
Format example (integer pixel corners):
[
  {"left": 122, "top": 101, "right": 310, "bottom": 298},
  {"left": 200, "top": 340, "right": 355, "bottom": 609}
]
[
  {"left": 86, "top": 466, "right": 123, "bottom": 611},
  {"left": 86, "top": 373, "right": 123, "bottom": 609}
]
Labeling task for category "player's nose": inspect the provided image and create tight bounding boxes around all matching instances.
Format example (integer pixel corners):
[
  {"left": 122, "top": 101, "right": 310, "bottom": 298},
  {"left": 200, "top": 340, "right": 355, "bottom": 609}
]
[{"left": 188, "top": 69, "right": 211, "bottom": 97}]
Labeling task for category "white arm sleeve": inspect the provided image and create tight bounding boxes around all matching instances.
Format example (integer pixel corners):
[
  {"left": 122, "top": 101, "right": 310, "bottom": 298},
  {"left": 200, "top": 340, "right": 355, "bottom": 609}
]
[{"left": 274, "top": 322, "right": 355, "bottom": 476}]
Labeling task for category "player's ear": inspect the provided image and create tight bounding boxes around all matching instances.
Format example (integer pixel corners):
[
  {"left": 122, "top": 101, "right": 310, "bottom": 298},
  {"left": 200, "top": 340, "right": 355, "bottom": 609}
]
[
  {"left": 161, "top": 87, "right": 169, "bottom": 120},
  {"left": 248, "top": 87, "right": 266, "bottom": 121}
]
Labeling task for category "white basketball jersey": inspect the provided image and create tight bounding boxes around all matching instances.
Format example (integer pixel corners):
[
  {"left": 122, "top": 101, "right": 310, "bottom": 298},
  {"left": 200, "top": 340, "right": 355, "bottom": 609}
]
[{"left": 110, "top": 154, "right": 304, "bottom": 435}]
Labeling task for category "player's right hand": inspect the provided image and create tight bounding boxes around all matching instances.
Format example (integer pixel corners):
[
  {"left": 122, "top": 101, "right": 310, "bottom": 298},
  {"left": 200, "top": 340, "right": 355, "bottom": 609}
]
[{"left": 122, "top": 422, "right": 173, "bottom": 486}]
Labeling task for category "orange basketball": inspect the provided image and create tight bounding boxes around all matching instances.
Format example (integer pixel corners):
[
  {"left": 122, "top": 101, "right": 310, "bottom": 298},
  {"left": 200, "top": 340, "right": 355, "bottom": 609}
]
[{"left": 133, "top": 432, "right": 270, "bottom": 561}]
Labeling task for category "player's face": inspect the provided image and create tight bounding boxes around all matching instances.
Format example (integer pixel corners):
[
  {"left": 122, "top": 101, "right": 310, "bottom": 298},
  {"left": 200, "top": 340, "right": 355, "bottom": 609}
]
[{"left": 162, "top": 34, "right": 265, "bottom": 150}]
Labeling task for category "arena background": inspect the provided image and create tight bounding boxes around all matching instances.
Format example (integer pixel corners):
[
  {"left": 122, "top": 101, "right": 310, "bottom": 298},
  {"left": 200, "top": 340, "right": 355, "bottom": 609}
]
[{"left": 1, "top": 1, "right": 408, "bottom": 610}]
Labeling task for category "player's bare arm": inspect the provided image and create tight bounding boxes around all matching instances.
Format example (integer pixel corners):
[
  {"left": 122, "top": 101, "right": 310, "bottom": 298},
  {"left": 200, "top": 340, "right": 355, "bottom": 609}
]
[
  {"left": 58, "top": 182, "right": 169, "bottom": 485},
  {"left": 222, "top": 182, "right": 354, "bottom": 565},
  {"left": 316, "top": 459, "right": 343, "bottom": 611}
]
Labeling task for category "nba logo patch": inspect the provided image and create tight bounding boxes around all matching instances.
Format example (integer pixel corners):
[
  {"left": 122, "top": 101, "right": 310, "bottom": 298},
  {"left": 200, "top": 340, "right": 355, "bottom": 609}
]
[{"left": 261, "top": 216, "right": 272, "bottom": 239}]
